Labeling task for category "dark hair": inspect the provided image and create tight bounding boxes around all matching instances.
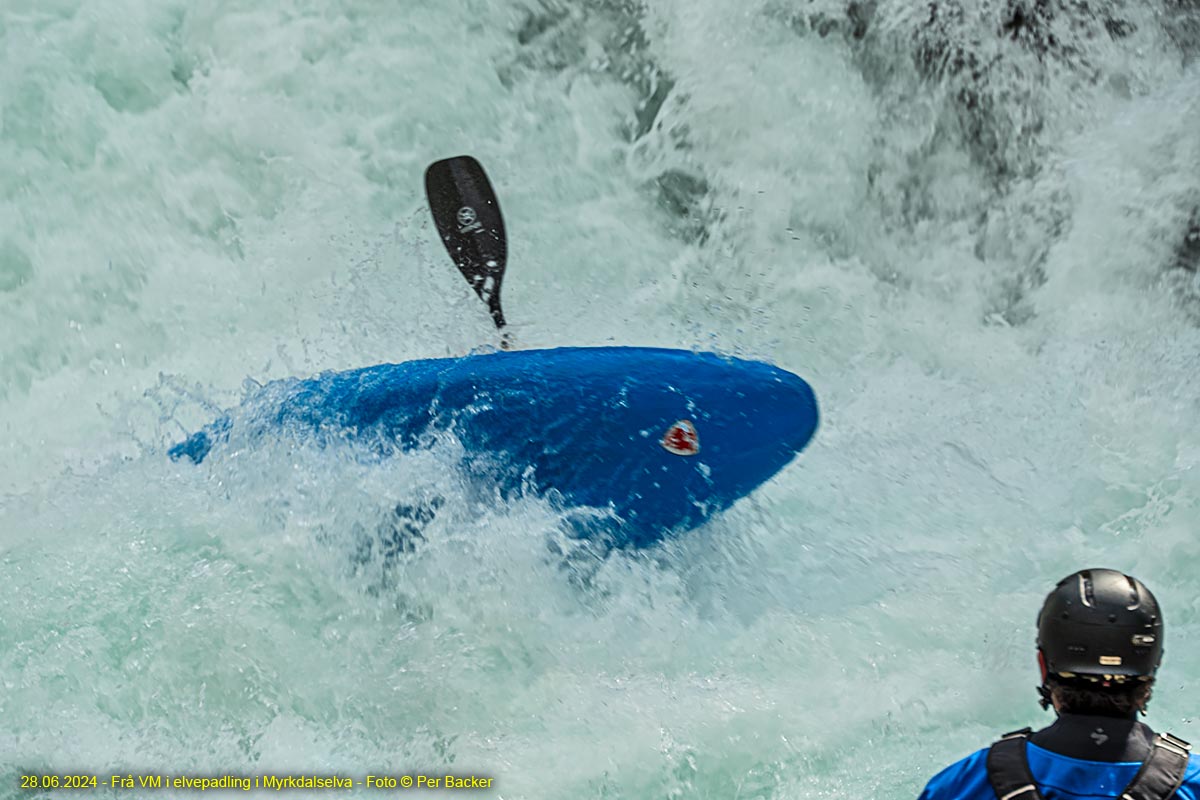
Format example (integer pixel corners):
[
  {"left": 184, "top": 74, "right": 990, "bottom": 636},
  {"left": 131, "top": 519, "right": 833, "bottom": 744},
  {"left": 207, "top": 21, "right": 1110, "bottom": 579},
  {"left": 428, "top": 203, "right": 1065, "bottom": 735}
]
[{"left": 1042, "top": 674, "right": 1154, "bottom": 717}]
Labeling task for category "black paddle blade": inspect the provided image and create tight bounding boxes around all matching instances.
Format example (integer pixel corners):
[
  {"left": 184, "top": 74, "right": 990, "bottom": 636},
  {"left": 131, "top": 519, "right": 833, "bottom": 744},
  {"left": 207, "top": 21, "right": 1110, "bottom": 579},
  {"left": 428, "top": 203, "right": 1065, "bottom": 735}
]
[{"left": 425, "top": 156, "right": 507, "bottom": 330}]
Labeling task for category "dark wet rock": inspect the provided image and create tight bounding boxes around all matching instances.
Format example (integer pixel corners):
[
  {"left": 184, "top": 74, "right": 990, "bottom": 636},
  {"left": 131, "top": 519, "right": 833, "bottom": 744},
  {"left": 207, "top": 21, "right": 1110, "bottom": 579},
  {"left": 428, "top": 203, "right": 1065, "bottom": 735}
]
[
  {"left": 500, "top": 7, "right": 586, "bottom": 79},
  {"left": 851, "top": 1, "right": 1161, "bottom": 186},
  {"left": 848, "top": 1, "right": 877, "bottom": 38},
  {"left": 632, "top": 74, "right": 675, "bottom": 140},
  {"left": 502, "top": 1, "right": 713, "bottom": 243},
  {"left": 653, "top": 169, "right": 711, "bottom": 241},
  {"left": 912, "top": 0, "right": 1137, "bottom": 72},
  {"left": 1104, "top": 16, "right": 1137, "bottom": 38},
  {"left": 517, "top": 3, "right": 570, "bottom": 45},
  {"left": 505, "top": 0, "right": 675, "bottom": 142},
  {"left": 1000, "top": 0, "right": 1059, "bottom": 53},
  {"left": 1176, "top": 208, "right": 1200, "bottom": 272},
  {"left": 772, "top": 0, "right": 877, "bottom": 40},
  {"left": 654, "top": 170, "right": 707, "bottom": 217},
  {"left": 1163, "top": 0, "right": 1200, "bottom": 61}
]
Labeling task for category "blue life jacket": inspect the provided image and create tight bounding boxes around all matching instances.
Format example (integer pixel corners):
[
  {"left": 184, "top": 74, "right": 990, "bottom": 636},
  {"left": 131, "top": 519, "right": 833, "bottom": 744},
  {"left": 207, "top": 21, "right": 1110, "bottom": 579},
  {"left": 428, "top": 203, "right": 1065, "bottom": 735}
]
[{"left": 920, "top": 728, "right": 1200, "bottom": 800}]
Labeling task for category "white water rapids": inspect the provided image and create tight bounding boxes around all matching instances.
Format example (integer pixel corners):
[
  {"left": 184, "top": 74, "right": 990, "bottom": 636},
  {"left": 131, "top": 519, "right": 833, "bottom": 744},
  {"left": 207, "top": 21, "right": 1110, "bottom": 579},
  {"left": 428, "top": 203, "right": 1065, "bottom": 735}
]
[{"left": 2, "top": 1, "right": 1199, "bottom": 797}]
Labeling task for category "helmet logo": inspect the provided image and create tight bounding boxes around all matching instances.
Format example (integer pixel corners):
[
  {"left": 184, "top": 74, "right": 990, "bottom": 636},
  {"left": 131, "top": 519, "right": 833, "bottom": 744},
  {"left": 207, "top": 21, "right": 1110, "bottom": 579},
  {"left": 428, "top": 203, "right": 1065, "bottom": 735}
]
[
  {"left": 1131, "top": 634, "right": 1155, "bottom": 646},
  {"left": 1099, "top": 655, "right": 1122, "bottom": 666},
  {"left": 661, "top": 420, "right": 700, "bottom": 456}
]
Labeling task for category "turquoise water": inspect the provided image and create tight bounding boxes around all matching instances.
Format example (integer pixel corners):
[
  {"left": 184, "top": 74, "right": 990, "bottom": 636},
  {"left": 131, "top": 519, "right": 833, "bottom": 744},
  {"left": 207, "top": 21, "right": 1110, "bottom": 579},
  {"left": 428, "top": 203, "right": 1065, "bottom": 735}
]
[{"left": 2, "top": 1, "right": 1199, "bottom": 798}]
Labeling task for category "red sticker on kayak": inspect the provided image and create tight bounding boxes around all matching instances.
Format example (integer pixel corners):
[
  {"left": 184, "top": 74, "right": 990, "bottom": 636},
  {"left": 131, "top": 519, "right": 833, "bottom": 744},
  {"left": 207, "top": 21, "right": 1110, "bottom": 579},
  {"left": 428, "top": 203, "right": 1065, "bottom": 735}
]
[{"left": 661, "top": 420, "right": 700, "bottom": 456}]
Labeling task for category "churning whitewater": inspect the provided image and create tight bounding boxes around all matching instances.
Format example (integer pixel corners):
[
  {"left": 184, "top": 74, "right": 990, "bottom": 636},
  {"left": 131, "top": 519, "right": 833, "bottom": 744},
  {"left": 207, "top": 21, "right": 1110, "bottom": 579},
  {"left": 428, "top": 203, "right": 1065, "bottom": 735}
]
[{"left": 2, "top": 0, "right": 1200, "bottom": 798}]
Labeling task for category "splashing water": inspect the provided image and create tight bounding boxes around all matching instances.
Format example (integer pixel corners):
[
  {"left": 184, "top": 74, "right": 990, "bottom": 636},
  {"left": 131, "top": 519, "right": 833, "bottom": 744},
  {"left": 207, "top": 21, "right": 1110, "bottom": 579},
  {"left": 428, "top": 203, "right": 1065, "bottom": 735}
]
[{"left": 2, "top": 0, "right": 1200, "bottom": 797}]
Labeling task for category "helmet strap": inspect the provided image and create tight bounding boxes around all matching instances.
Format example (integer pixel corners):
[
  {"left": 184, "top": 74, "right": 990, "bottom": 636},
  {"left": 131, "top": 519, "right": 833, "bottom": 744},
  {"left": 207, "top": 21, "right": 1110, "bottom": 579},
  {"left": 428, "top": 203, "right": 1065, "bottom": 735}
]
[
  {"left": 1037, "top": 683, "right": 1053, "bottom": 711},
  {"left": 1036, "top": 649, "right": 1052, "bottom": 710}
]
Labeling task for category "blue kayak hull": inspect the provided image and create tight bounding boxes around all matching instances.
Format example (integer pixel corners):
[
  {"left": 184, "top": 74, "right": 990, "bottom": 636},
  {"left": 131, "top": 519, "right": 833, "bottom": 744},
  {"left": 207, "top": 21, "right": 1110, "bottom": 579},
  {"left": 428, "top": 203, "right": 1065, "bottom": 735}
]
[{"left": 171, "top": 347, "right": 818, "bottom": 547}]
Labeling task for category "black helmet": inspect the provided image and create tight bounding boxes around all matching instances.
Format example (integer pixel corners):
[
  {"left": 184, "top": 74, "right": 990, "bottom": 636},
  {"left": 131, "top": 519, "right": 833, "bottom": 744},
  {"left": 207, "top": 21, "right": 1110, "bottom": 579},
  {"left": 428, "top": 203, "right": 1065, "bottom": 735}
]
[{"left": 1037, "top": 568, "right": 1163, "bottom": 681}]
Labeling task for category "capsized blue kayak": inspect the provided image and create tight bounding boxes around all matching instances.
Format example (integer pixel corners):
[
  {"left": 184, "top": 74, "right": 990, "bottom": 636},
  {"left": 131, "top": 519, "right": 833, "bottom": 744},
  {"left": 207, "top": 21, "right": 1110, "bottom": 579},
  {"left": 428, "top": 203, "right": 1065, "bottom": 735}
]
[{"left": 170, "top": 346, "right": 819, "bottom": 547}]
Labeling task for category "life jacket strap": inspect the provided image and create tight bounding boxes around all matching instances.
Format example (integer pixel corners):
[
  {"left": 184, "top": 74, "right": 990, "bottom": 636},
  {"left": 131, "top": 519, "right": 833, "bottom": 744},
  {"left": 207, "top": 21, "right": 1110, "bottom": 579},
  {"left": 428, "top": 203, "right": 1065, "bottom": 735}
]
[
  {"left": 985, "top": 728, "right": 1191, "bottom": 800},
  {"left": 986, "top": 728, "right": 1042, "bottom": 800},
  {"left": 1119, "top": 732, "right": 1191, "bottom": 800}
]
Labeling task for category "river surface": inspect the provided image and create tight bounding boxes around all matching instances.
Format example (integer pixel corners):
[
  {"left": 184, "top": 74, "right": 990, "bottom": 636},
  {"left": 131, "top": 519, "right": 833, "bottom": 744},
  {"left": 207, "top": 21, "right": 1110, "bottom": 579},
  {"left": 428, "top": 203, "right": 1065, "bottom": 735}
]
[{"left": 2, "top": 1, "right": 1199, "bottom": 797}]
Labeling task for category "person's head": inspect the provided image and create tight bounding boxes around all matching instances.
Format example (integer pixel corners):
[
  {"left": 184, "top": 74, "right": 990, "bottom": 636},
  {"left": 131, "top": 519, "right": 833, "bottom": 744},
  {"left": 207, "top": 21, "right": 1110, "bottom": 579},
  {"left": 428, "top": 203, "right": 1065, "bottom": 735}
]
[{"left": 1036, "top": 568, "right": 1163, "bottom": 718}]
